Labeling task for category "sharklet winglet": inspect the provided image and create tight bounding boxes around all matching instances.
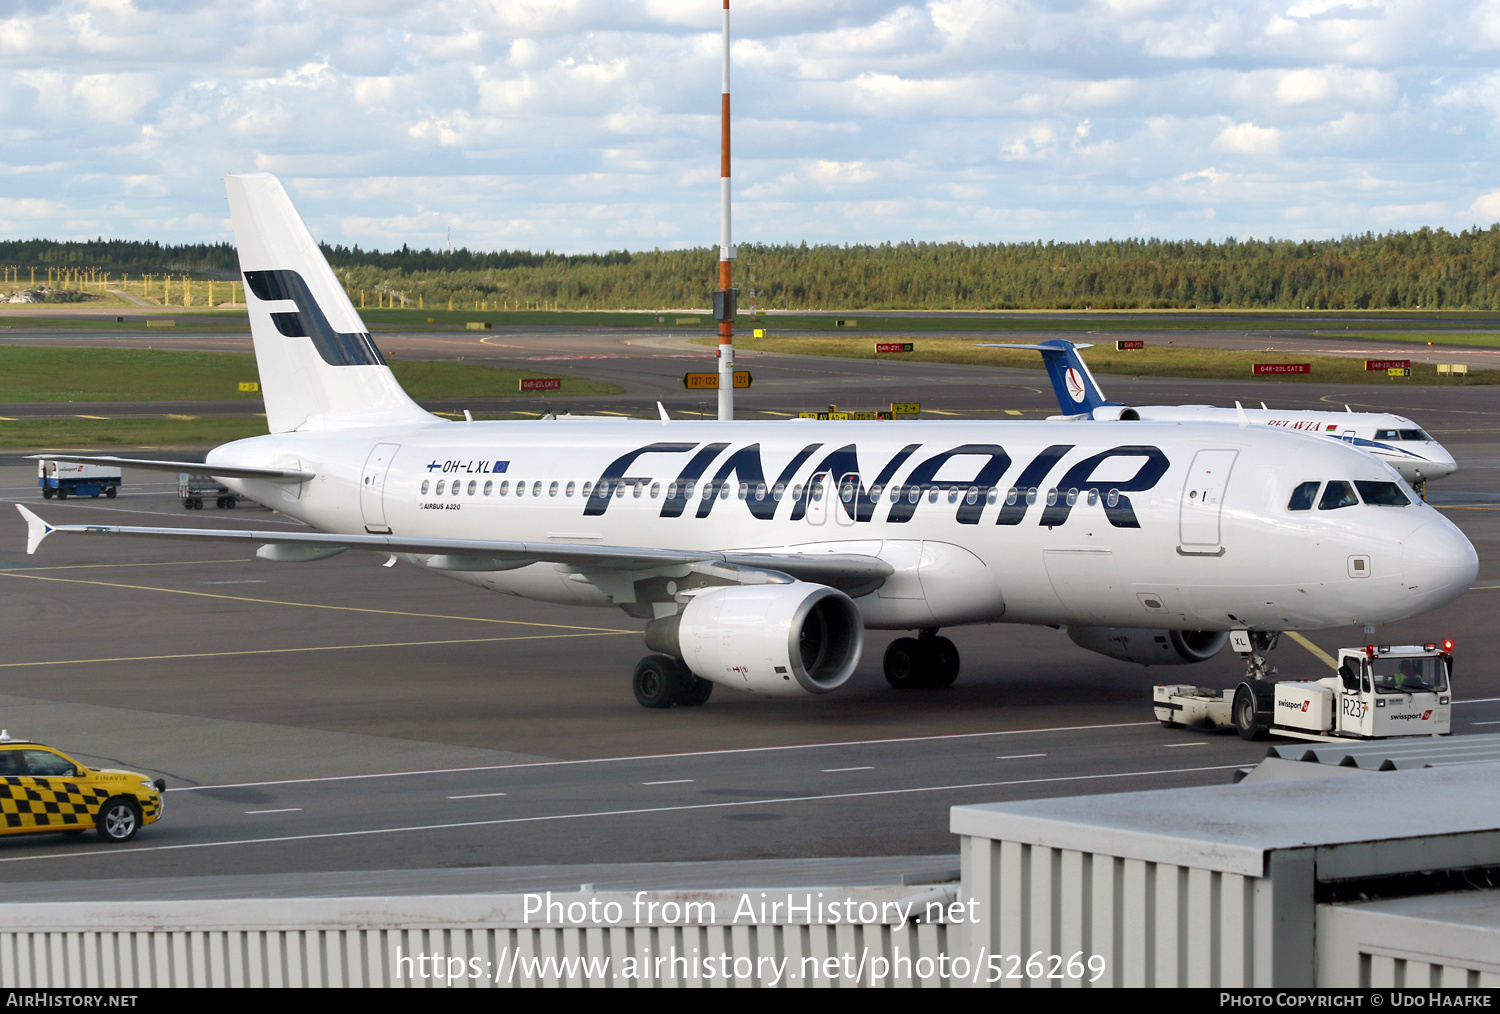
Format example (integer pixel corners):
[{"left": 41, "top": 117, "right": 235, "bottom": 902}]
[{"left": 15, "top": 504, "right": 56, "bottom": 555}]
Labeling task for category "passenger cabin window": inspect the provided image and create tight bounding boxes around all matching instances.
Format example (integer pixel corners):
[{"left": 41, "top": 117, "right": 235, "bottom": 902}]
[
  {"left": 421, "top": 480, "right": 430, "bottom": 495},
  {"left": 467, "top": 480, "right": 476, "bottom": 495},
  {"left": 436, "top": 480, "right": 446, "bottom": 495},
  {"left": 1288, "top": 481, "right": 1319, "bottom": 511},
  {"left": 1354, "top": 481, "right": 1410, "bottom": 506},
  {"left": 483, "top": 480, "right": 493, "bottom": 496},
  {"left": 1318, "top": 480, "right": 1358, "bottom": 510},
  {"left": 499, "top": 480, "right": 509, "bottom": 496},
  {"left": 549, "top": 481, "right": 559, "bottom": 497},
  {"left": 566, "top": 481, "right": 576, "bottom": 497}
]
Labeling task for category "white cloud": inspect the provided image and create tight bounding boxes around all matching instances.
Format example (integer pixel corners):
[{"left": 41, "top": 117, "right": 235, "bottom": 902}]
[
  {"left": 1213, "top": 121, "right": 1283, "bottom": 156},
  {"left": 0, "top": 0, "right": 1492, "bottom": 249},
  {"left": 1466, "top": 189, "right": 1500, "bottom": 221}
]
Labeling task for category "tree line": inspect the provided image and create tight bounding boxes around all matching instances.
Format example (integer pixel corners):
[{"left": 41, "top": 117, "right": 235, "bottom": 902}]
[{"left": 5, "top": 226, "right": 1500, "bottom": 310}]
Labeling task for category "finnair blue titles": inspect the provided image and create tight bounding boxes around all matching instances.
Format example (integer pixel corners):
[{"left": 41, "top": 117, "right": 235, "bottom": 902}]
[
  {"left": 15, "top": 176, "right": 1479, "bottom": 708},
  {"left": 985, "top": 339, "right": 1458, "bottom": 490}
]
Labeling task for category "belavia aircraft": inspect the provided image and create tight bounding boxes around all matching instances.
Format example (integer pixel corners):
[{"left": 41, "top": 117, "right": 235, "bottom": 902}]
[
  {"left": 15, "top": 176, "right": 1479, "bottom": 709},
  {"left": 983, "top": 339, "right": 1458, "bottom": 491}
]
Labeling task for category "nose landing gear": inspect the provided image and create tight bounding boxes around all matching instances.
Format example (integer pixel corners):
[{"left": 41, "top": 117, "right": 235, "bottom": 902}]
[
  {"left": 883, "top": 629, "right": 960, "bottom": 689},
  {"left": 1232, "top": 629, "right": 1280, "bottom": 681}
]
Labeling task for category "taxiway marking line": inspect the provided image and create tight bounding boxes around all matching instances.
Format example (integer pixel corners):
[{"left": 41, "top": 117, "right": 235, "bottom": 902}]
[
  {"left": 0, "top": 571, "right": 632, "bottom": 632},
  {"left": 1471, "top": 720, "right": 1500, "bottom": 726},
  {"left": 167, "top": 721, "right": 1161, "bottom": 793},
  {"left": 821, "top": 766, "right": 874, "bottom": 773},
  {"left": 245, "top": 808, "right": 301, "bottom": 815},
  {"left": 448, "top": 792, "right": 509, "bottom": 800},
  {"left": 0, "top": 631, "right": 630, "bottom": 669},
  {"left": 5, "top": 764, "right": 1247, "bottom": 864},
  {"left": 1163, "top": 742, "right": 1208, "bottom": 748},
  {"left": 1285, "top": 631, "right": 1340, "bottom": 670},
  {"left": 641, "top": 779, "right": 693, "bottom": 785},
  {"left": 996, "top": 754, "right": 1046, "bottom": 760}
]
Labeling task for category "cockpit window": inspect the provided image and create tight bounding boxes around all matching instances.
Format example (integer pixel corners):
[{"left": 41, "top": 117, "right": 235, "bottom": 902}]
[
  {"left": 1375, "top": 429, "right": 1398, "bottom": 440},
  {"left": 1318, "top": 480, "right": 1359, "bottom": 510},
  {"left": 1353, "top": 481, "right": 1410, "bottom": 506},
  {"left": 1287, "top": 481, "right": 1320, "bottom": 511},
  {"left": 1398, "top": 429, "right": 1432, "bottom": 442}
]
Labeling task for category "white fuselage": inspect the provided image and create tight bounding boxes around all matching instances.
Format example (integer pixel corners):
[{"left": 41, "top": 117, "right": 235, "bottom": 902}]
[
  {"left": 1096, "top": 406, "right": 1455, "bottom": 484},
  {"left": 212, "top": 417, "right": 1477, "bottom": 634}
]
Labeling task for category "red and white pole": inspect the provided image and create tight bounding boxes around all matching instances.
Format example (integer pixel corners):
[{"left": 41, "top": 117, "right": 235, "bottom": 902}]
[{"left": 716, "top": 0, "right": 736, "bottom": 421}]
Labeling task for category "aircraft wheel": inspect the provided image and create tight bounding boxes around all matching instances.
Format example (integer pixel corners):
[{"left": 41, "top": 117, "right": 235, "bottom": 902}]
[
  {"left": 634, "top": 654, "right": 689, "bottom": 708},
  {"left": 679, "top": 673, "right": 714, "bottom": 707},
  {"left": 1233, "top": 683, "right": 1271, "bottom": 741},
  {"left": 883, "top": 637, "right": 930, "bottom": 689},
  {"left": 926, "top": 636, "right": 960, "bottom": 688}
]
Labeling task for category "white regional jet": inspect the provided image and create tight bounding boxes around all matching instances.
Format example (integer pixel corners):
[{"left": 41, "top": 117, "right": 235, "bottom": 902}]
[
  {"left": 984, "top": 340, "right": 1458, "bottom": 492},
  {"left": 14, "top": 176, "right": 1480, "bottom": 710}
]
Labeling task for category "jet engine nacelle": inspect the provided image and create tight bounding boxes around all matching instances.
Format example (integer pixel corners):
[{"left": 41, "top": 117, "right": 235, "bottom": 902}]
[
  {"left": 648, "top": 583, "right": 864, "bottom": 697},
  {"left": 1066, "top": 626, "right": 1228, "bottom": 666},
  {"left": 1089, "top": 406, "right": 1141, "bottom": 421}
]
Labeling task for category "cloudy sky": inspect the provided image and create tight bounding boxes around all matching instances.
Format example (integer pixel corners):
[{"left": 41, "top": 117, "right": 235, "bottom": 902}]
[{"left": 2, "top": 0, "right": 1499, "bottom": 253}]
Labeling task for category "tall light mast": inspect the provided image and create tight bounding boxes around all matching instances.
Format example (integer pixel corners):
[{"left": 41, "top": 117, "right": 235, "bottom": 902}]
[{"left": 713, "top": 0, "right": 736, "bottom": 421}]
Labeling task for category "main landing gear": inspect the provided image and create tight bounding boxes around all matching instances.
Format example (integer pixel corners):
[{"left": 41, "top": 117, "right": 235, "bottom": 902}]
[
  {"left": 632, "top": 654, "right": 714, "bottom": 709},
  {"left": 883, "top": 629, "right": 960, "bottom": 689}
]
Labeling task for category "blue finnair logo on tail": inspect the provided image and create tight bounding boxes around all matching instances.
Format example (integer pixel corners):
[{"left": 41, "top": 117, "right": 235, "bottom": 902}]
[
  {"left": 244, "top": 269, "right": 386, "bottom": 368},
  {"left": 979, "top": 339, "right": 1120, "bottom": 417}
]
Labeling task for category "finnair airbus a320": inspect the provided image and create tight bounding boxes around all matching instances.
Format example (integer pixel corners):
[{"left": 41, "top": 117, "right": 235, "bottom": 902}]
[{"left": 16, "top": 175, "right": 1479, "bottom": 709}]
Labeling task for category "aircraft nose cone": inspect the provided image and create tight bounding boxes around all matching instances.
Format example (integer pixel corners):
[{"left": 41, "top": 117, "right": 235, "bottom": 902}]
[
  {"left": 1400, "top": 519, "right": 1478, "bottom": 613},
  {"left": 1426, "top": 449, "right": 1458, "bottom": 481}
]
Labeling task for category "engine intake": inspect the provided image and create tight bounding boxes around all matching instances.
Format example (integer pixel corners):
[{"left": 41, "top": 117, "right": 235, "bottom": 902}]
[
  {"left": 645, "top": 583, "right": 863, "bottom": 696},
  {"left": 1066, "top": 626, "right": 1227, "bottom": 666}
]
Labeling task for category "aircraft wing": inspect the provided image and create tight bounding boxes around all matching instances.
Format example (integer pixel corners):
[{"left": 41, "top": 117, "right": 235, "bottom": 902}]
[
  {"left": 14, "top": 506, "right": 891, "bottom": 595},
  {"left": 26, "top": 454, "right": 314, "bottom": 482}
]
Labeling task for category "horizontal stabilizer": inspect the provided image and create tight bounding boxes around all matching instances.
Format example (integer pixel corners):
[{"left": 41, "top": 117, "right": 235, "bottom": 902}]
[{"left": 27, "top": 454, "right": 313, "bottom": 482}]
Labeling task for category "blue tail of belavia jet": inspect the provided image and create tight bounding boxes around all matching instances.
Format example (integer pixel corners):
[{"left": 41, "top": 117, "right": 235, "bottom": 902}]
[{"left": 977, "top": 339, "right": 1121, "bottom": 418}]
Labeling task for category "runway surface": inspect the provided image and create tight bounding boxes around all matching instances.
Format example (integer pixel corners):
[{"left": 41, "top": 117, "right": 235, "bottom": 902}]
[{"left": 0, "top": 310, "right": 1496, "bottom": 883}]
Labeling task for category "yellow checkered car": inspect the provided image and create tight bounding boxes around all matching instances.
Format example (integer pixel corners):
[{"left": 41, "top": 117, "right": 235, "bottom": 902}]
[{"left": 0, "top": 734, "right": 164, "bottom": 843}]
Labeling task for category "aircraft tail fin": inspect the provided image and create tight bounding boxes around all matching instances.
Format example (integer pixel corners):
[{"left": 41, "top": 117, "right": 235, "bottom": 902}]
[
  {"left": 225, "top": 173, "right": 434, "bottom": 434},
  {"left": 977, "top": 339, "right": 1118, "bottom": 416}
]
